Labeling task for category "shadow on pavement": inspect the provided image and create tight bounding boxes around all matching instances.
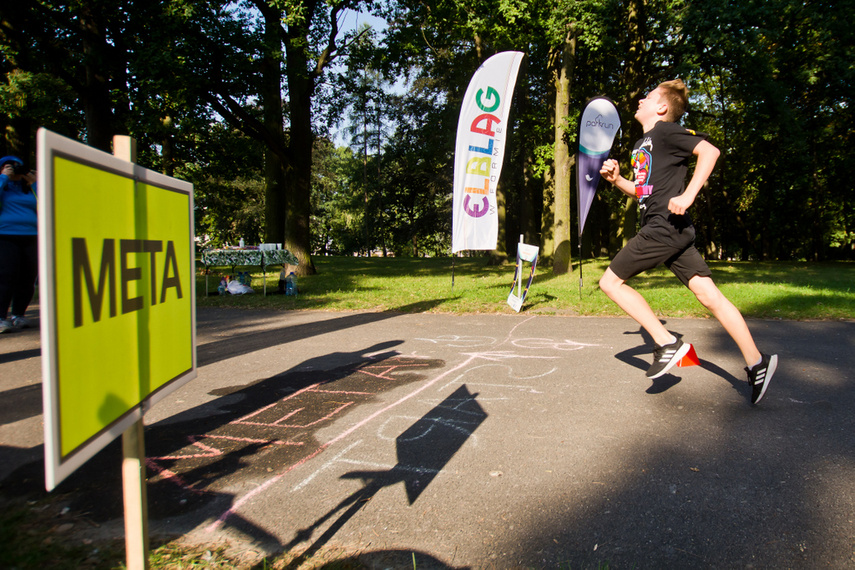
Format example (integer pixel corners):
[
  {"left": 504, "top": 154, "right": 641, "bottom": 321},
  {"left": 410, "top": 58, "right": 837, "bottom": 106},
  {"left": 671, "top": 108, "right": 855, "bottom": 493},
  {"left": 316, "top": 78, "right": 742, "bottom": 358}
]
[
  {"left": 0, "top": 346, "right": 40, "bottom": 365},
  {"left": 283, "top": 385, "right": 486, "bottom": 567},
  {"left": 197, "top": 300, "right": 446, "bottom": 367},
  {"left": 615, "top": 324, "right": 750, "bottom": 398},
  {"left": 0, "top": 383, "right": 42, "bottom": 425},
  {"left": 275, "top": 549, "right": 470, "bottom": 570},
  {"left": 511, "top": 321, "right": 855, "bottom": 568},
  {"left": 0, "top": 333, "right": 445, "bottom": 560}
]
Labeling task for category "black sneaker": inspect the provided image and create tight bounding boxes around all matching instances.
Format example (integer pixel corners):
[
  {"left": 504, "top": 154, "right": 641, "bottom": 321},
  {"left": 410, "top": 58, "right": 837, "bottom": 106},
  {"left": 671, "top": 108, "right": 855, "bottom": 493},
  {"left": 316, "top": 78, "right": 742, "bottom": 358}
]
[
  {"left": 746, "top": 353, "right": 777, "bottom": 405},
  {"left": 647, "top": 338, "right": 691, "bottom": 379}
]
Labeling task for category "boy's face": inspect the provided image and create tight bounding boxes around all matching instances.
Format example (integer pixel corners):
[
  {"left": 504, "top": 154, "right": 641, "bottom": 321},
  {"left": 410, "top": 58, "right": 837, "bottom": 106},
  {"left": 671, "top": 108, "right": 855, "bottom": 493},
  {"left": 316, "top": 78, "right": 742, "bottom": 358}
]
[{"left": 634, "top": 87, "right": 666, "bottom": 123}]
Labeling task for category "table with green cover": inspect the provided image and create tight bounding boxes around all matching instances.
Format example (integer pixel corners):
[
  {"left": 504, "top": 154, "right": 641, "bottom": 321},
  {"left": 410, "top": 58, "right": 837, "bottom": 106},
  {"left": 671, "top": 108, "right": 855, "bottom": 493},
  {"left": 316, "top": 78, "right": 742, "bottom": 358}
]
[{"left": 202, "top": 248, "right": 299, "bottom": 295}]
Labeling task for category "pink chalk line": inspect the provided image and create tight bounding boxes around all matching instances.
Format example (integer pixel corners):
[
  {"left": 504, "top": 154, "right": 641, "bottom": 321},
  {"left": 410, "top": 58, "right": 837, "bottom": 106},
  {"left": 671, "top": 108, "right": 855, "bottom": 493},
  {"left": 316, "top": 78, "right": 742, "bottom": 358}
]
[
  {"left": 232, "top": 382, "right": 321, "bottom": 424},
  {"left": 146, "top": 459, "right": 207, "bottom": 495},
  {"left": 151, "top": 434, "right": 303, "bottom": 461},
  {"left": 359, "top": 361, "right": 431, "bottom": 381},
  {"left": 147, "top": 434, "right": 307, "bottom": 494},
  {"left": 205, "top": 352, "right": 480, "bottom": 532},
  {"left": 500, "top": 315, "right": 537, "bottom": 346},
  {"left": 236, "top": 402, "right": 354, "bottom": 428}
]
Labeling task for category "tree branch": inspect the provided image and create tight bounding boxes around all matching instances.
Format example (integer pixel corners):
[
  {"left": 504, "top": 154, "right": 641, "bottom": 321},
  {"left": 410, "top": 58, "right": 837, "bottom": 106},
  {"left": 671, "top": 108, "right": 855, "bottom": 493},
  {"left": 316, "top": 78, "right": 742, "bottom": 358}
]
[{"left": 204, "top": 91, "right": 293, "bottom": 163}]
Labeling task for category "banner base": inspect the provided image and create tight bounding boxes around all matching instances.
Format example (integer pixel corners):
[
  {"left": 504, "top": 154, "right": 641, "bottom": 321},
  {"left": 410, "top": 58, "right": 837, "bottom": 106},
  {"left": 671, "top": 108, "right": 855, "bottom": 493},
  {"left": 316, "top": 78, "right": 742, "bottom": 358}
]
[
  {"left": 507, "top": 292, "right": 524, "bottom": 312},
  {"left": 507, "top": 236, "right": 539, "bottom": 313}
]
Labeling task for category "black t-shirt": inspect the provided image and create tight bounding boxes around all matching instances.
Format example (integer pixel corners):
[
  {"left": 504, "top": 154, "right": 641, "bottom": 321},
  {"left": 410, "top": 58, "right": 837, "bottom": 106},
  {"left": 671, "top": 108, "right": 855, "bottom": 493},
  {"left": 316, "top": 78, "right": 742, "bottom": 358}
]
[{"left": 630, "top": 120, "right": 707, "bottom": 248}]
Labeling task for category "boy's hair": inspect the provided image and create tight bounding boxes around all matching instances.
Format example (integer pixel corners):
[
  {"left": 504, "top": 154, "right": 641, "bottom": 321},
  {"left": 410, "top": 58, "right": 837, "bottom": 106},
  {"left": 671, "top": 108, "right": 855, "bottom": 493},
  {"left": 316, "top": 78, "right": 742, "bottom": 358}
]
[{"left": 657, "top": 79, "right": 689, "bottom": 122}]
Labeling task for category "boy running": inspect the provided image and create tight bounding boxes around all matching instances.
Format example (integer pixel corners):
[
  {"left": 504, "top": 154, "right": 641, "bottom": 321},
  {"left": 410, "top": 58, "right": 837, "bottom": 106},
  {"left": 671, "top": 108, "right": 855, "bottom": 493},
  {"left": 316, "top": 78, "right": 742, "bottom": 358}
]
[{"left": 598, "top": 79, "right": 777, "bottom": 405}]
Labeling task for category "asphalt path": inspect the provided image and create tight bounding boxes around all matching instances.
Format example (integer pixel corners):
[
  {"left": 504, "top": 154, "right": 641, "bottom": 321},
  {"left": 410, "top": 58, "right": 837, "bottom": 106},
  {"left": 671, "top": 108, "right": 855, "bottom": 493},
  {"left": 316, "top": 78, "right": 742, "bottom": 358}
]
[{"left": 2, "top": 306, "right": 854, "bottom": 568}]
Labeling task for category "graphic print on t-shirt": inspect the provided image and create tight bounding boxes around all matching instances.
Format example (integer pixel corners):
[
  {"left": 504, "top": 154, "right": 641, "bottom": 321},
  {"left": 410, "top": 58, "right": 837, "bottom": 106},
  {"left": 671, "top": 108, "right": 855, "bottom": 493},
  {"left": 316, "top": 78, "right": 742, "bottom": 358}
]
[{"left": 631, "top": 136, "right": 654, "bottom": 208}]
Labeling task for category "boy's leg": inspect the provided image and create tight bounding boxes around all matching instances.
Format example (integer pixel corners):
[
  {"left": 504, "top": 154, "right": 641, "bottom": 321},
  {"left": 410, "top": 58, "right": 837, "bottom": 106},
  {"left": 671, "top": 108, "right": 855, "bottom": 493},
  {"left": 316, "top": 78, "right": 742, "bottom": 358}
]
[
  {"left": 599, "top": 268, "right": 674, "bottom": 346},
  {"left": 671, "top": 250, "right": 776, "bottom": 404},
  {"left": 689, "top": 275, "right": 777, "bottom": 404},
  {"left": 600, "top": 268, "right": 690, "bottom": 378},
  {"left": 687, "top": 275, "right": 761, "bottom": 367}
]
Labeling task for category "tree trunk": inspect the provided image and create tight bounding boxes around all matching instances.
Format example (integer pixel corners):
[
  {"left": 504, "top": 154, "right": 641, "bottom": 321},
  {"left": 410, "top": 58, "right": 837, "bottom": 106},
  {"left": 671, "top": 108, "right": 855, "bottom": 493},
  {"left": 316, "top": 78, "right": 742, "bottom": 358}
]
[
  {"left": 80, "top": 6, "right": 115, "bottom": 152},
  {"left": 517, "top": 66, "right": 538, "bottom": 246},
  {"left": 264, "top": 150, "right": 287, "bottom": 246},
  {"left": 284, "top": 29, "right": 317, "bottom": 274},
  {"left": 376, "top": 104, "right": 387, "bottom": 257},
  {"left": 541, "top": 171, "right": 555, "bottom": 262},
  {"left": 609, "top": 0, "right": 648, "bottom": 252},
  {"left": 284, "top": 102, "right": 316, "bottom": 274},
  {"left": 260, "top": 7, "right": 287, "bottom": 247},
  {"left": 362, "top": 99, "right": 370, "bottom": 252},
  {"left": 161, "top": 127, "right": 175, "bottom": 177},
  {"left": 551, "top": 26, "right": 576, "bottom": 275}
]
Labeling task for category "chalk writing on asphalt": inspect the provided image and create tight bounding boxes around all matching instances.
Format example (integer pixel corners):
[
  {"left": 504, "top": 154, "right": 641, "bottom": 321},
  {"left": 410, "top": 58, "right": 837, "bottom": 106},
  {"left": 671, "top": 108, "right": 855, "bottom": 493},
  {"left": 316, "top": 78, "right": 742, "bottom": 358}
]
[{"left": 143, "top": 320, "right": 602, "bottom": 532}]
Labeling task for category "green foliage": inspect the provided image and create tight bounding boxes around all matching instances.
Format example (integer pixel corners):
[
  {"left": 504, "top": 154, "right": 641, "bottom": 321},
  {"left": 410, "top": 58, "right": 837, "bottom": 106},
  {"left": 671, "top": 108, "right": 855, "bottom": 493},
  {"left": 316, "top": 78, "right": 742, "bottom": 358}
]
[
  {"left": 677, "top": 0, "right": 855, "bottom": 260},
  {"left": 311, "top": 141, "right": 368, "bottom": 254},
  {"left": 0, "top": 69, "right": 82, "bottom": 143},
  {"left": 1, "top": 0, "right": 853, "bottom": 263},
  {"left": 187, "top": 124, "right": 267, "bottom": 248}
]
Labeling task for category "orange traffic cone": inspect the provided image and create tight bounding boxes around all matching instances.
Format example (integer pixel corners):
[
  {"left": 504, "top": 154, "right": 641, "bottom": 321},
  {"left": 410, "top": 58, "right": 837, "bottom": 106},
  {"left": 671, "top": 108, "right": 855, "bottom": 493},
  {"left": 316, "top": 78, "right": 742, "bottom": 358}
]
[{"left": 677, "top": 344, "right": 700, "bottom": 367}]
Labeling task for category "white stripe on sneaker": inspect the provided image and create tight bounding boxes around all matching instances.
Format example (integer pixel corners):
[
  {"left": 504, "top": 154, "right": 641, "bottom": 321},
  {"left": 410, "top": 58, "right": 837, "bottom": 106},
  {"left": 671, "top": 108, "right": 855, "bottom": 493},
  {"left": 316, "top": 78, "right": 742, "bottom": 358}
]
[
  {"left": 649, "top": 342, "right": 692, "bottom": 379},
  {"left": 659, "top": 349, "right": 677, "bottom": 361}
]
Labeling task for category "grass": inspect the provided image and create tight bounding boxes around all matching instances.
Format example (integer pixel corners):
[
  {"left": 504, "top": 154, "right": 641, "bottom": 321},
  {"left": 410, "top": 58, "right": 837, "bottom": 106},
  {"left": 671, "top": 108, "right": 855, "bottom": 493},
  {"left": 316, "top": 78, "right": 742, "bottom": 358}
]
[{"left": 197, "top": 256, "right": 855, "bottom": 321}]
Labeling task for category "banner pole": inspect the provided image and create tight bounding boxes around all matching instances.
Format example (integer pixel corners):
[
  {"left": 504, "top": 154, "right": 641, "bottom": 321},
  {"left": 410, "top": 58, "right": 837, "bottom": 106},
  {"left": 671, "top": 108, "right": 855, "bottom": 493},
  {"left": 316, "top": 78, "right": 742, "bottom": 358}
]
[
  {"left": 114, "top": 135, "right": 150, "bottom": 570},
  {"left": 517, "top": 234, "right": 524, "bottom": 294}
]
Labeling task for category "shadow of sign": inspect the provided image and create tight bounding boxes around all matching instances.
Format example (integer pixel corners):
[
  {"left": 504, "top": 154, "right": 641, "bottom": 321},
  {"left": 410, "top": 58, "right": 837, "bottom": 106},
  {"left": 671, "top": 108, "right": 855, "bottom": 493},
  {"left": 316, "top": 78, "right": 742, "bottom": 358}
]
[
  {"left": 395, "top": 384, "right": 488, "bottom": 503},
  {"left": 1, "top": 342, "right": 446, "bottom": 538},
  {"left": 285, "top": 385, "right": 486, "bottom": 566}
]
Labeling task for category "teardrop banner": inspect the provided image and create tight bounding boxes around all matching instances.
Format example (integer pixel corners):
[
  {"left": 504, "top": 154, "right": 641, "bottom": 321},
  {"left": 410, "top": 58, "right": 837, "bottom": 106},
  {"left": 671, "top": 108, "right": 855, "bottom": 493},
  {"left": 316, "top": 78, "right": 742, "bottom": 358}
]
[
  {"left": 577, "top": 96, "right": 621, "bottom": 238},
  {"left": 576, "top": 97, "right": 621, "bottom": 292},
  {"left": 451, "top": 51, "right": 525, "bottom": 254}
]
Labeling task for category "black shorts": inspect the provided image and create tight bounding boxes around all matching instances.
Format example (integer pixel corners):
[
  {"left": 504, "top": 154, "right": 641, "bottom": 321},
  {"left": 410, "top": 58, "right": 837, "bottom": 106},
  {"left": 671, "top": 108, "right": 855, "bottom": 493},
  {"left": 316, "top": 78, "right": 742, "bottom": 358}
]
[{"left": 609, "top": 232, "right": 711, "bottom": 287}]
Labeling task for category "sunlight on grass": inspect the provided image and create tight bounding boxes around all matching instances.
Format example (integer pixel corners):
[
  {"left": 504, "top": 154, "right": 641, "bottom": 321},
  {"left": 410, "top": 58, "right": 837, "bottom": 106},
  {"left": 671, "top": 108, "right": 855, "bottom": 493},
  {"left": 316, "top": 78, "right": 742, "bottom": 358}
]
[{"left": 196, "top": 257, "right": 855, "bottom": 320}]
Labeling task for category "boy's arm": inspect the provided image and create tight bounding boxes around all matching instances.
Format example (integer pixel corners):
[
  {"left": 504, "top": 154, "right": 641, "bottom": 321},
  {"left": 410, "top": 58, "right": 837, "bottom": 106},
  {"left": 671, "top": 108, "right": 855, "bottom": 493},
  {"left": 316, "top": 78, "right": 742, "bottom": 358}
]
[
  {"left": 600, "top": 159, "right": 636, "bottom": 198},
  {"left": 668, "top": 140, "right": 720, "bottom": 215}
]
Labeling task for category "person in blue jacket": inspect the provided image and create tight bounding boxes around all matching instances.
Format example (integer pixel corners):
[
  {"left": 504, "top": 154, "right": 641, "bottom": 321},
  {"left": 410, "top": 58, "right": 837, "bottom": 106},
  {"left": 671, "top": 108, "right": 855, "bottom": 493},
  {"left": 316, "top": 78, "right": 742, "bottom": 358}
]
[{"left": 0, "top": 155, "right": 38, "bottom": 333}]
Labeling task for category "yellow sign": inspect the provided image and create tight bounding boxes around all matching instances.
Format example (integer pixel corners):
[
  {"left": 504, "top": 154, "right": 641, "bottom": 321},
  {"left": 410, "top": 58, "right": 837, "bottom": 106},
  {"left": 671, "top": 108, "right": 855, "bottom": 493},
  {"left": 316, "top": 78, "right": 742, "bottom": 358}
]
[{"left": 39, "top": 129, "right": 196, "bottom": 489}]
